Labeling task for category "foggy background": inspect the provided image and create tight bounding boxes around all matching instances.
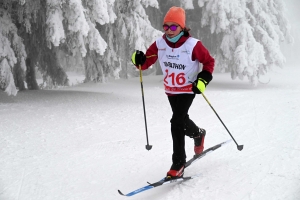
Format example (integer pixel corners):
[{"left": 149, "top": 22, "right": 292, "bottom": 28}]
[{"left": 282, "top": 0, "right": 300, "bottom": 65}]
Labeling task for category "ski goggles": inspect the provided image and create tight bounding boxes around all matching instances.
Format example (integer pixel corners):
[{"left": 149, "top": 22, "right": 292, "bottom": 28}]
[{"left": 163, "top": 24, "right": 178, "bottom": 31}]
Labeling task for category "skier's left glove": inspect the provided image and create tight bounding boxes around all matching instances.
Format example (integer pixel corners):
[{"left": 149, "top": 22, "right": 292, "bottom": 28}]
[
  {"left": 192, "top": 78, "right": 207, "bottom": 94},
  {"left": 192, "top": 70, "right": 213, "bottom": 94}
]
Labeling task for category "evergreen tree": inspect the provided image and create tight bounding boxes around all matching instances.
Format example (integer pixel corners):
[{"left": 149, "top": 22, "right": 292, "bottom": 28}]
[
  {"left": 0, "top": 1, "right": 27, "bottom": 95},
  {"left": 195, "top": 0, "right": 292, "bottom": 85},
  {"left": 0, "top": 0, "right": 161, "bottom": 95}
]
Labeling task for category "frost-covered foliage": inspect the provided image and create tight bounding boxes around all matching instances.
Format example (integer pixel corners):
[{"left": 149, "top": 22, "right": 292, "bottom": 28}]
[
  {"left": 124, "top": 0, "right": 162, "bottom": 52},
  {"left": 45, "top": 0, "right": 65, "bottom": 47},
  {"left": 0, "top": 7, "right": 27, "bottom": 95},
  {"left": 45, "top": 0, "right": 115, "bottom": 57},
  {"left": 83, "top": 0, "right": 161, "bottom": 81},
  {"left": 0, "top": 0, "right": 293, "bottom": 96},
  {"left": 0, "top": 59, "right": 18, "bottom": 96},
  {"left": 102, "top": 0, "right": 162, "bottom": 79},
  {"left": 0, "top": 0, "right": 162, "bottom": 95},
  {"left": 181, "top": 0, "right": 195, "bottom": 9},
  {"left": 198, "top": 0, "right": 292, "bottom": 85}
]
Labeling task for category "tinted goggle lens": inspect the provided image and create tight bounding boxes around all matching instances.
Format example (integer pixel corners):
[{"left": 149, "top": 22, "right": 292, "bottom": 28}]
[{"left": 163, "top": 24, "right": 178, "bottom": 31}]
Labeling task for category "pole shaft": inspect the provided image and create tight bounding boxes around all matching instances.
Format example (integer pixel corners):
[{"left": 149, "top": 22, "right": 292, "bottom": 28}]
[
  {"left": 139, "top": 65, "right": 151, "bottom": 147},
  {"left": 201, "top": 93, "right": 240, "bottom": 147}
]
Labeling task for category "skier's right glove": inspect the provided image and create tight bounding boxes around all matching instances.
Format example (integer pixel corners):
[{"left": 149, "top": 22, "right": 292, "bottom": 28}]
[{"left": 131, "top": 50, "right": 146, "bottom": 66}]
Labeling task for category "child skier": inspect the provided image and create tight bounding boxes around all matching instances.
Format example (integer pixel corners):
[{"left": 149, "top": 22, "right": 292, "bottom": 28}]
[{"left": 131, "top": 6, "right": 215, "bottom": 178}]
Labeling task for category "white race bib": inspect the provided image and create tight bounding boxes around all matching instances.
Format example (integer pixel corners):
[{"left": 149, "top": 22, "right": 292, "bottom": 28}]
[{"left": 156, "top": 37, "right": 200, "bottom": 94}]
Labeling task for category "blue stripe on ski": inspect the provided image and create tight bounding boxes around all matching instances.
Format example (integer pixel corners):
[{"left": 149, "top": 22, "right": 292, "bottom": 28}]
[
  {"left": 119, "top": 185, "right": 154, "bottom": 196},
  {"left": 118, "top": 174, "right": 201, "bottom": 197}
]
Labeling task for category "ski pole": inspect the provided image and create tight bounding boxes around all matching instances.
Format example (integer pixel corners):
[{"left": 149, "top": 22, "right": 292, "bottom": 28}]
[
  {"left": 201, "top": 93, "right": 244, "bottom": 151},
  {"left": 139, "top": 65, "right": 152, "bottom": 151}
]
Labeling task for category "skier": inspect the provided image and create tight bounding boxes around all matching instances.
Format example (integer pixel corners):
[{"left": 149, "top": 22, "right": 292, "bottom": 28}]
[{"left": 131, "top": 6, "right": 215, "bottom": 178}]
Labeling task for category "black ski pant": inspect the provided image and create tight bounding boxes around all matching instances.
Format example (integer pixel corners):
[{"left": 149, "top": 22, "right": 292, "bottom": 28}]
[{"left": 168, "top": 94, "right": 199, "bottom": 165}]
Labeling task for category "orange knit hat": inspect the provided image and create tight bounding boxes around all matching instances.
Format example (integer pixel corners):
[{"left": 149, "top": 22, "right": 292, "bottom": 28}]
[{"left": 163, "top": 6, "right": 186, "bottom": 28}]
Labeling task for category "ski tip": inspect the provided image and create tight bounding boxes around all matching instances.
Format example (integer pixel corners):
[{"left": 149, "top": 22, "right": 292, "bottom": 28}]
[
  {"left": 118, "top": 190, "right": 125, "bottom": 196},
  {"left": 225, "top": 139, "right": 234, "bottom": 143}
]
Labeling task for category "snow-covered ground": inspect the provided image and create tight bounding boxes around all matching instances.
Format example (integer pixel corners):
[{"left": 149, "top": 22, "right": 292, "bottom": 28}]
[{"left": 1, "top": 65, "right": 299, "bottom": 200}]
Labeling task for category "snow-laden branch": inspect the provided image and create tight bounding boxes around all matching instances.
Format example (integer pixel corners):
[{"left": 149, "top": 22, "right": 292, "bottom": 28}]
[
  {"left": 127, "top": 0, "right": 162, "bottom": 52},
  {"left": 0, "top": 59, "right": 18, "bottom": 96},
  {"left": 0, "top": 8, "right": 27, "bottom": 95}
]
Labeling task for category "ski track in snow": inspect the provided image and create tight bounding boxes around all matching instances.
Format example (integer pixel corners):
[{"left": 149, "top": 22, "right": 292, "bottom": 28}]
[{"left": 1, "top": 66, "right": 300, "bottom": 200}]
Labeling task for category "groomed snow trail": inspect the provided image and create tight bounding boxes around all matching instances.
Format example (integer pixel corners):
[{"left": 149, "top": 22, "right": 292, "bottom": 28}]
[{"left": 1, "top": 66, "right": 299, "bottom": 200}]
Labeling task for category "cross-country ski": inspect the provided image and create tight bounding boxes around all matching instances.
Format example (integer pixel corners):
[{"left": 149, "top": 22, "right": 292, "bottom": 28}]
[
  {"left": 118, "top": 139, "right": 232, "bottom": 197},
  {"left": 118, "top": 174, "right": 201, "bottom": 197}
]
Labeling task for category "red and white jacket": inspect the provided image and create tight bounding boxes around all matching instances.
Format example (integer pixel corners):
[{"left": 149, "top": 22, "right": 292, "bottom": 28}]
[{"left": 140, "top": 33, "right": 215, "bottom": 94}]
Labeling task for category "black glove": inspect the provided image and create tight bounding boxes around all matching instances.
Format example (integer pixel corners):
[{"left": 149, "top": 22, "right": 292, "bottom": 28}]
[
  {"left": 192, "top": 78, "right": 207, "bottom": 94},
  {"left": 192, "top": 70, "right": 213, "bottom": 94},
  {"left": 131, "top": 50, "right": 146, "bottom": 66}
]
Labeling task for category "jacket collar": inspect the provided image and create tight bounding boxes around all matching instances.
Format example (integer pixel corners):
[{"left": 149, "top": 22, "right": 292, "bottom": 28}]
[{"left": 163, "top": 32, "right": 191, "bottom": 48}]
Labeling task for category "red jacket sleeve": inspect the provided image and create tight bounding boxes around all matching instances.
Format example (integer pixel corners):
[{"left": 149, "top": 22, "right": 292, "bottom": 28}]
[
  {"left": 139, "top": 41, "right": 158, "bottom": 70},
  {"left": 192, "top": 41, "right": 215, "bottom": 74}
]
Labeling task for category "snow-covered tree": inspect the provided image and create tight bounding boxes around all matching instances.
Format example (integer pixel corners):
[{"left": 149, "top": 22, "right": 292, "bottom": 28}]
[
  {"left": 81, "top": 0, "right": 162, "bottom": 82},
  {"left": 0, "top": 3, "right": 27, "bottom": 95},
  {"left": 111, "top": 0, "right": 162, "bottom": 78},
  {"left": 195, "top": 0, "right": 292, "bottom": 85},
  {"left": 0, "top": 0, "right": 162, "bottom": 95},
  {"left": 44, "top": 0, "right": 116, "bottom": 84}
]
